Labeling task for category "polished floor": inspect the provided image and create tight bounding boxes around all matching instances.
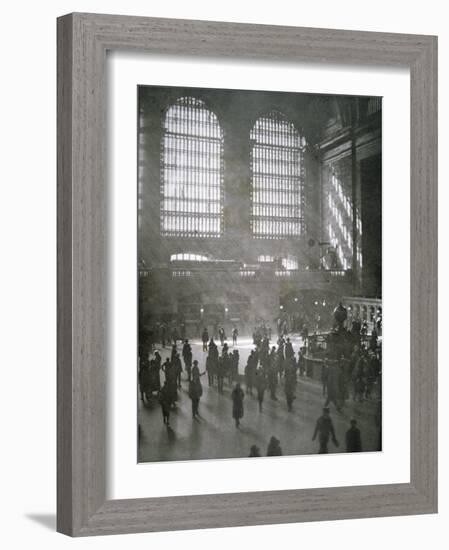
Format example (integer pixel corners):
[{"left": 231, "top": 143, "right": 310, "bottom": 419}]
[{"left": 138, "top": 337, "right": 381, "bottom": 462}]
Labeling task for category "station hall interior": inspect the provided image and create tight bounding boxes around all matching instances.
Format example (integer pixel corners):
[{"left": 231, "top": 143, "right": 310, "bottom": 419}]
[{"left": 137, "top": 85, "right": 382, "bottom": 462}]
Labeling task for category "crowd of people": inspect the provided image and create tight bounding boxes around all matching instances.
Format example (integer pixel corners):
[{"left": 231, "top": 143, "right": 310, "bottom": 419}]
[{"left": 138, "top": 315, "right": 381, "bottom": 456}]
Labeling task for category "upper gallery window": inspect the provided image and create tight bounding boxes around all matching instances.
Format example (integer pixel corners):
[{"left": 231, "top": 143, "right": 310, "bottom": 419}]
[
  {"left": 161, "top": 97, "right": 224, "bottom": 238},
  {"left": 250, "top": 111, "right": 304, "bottom": 239}
]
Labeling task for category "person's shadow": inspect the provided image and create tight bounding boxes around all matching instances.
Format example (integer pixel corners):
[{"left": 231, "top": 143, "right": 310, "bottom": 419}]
[{"left": 25, "top": 513, "right": 56, "bottom": 531}]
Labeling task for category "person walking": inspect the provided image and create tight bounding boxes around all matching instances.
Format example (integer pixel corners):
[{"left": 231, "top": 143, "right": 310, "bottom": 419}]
[
  {"left": 218, "top": 327, "right": 226, "bottom": 346},
  {"left": 172, "top": 352, "right": 183, "bottom": 389},
  {"left": 284, "top": 360, "right": 297, "bottom": 412},
  {"left": 206, "top": 354, "right": 215, "bottom": 386},
  {"left": 182, "top": 339, "right": 193, "bottom": 381},
  {"left": 245, "top": 352, "right": 256, "bottom": 395},
  {"left": 255, "top": 368, "right": 266, "bottom": 412},
  {"left": 191, "top": 359, "right": 205, "bottom": 379},
  {"left": 231, "top": 349, "right": 239, "bottom": 382},
  {"left": 160, "top": 323, "right": 167, "bottom": 348},
  {"left": 285, "top": 338, "right": 294, "bottom": 361},
  {"left": 232, "top": 326, "right": 238, "bottom": 346},
  {"left": 201, "top": 327, "right": 209, "bottom": 352},
  {"left": 162, "top": 358, "right": 178, "bottom": 408},
  {"left": 138, "top": 360, "right": 150, "bottom": 403},
  {"left": 321, "top": 360, "right": 329, "bottom": 397},
  {"left": 217, "top": 353, "right": 227, "bottom": 393},
  {"left": 324, "top": 361, "right": 342, "bottom": 412},
  {"left": 267, "top": 354, "right": 278, "bottom": 400},
  {"left": 298, "top": 346, "right": 306, "bottom": 377},
  {"left": 345, "top": 419, "right": 362, "bottom": 452},
  {"left": 149, "top": 358, "right": 161, "bottom": 394},
  {"left": 158, "top": 381, "right": 172, "bottom": 426},
  {"left": 231, "top": 382, "right": 245, "bottom": 427},
  {"left": 312, "top": 407, "right": 339, "bottom": 454},
  {"left": 188, "top": 372, "right": 203, "bottom": 419}
]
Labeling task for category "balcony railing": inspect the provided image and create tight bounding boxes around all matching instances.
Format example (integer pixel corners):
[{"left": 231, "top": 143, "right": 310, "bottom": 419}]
[{"left": 140, "top": 266, "right": 352, "bottom": 286}]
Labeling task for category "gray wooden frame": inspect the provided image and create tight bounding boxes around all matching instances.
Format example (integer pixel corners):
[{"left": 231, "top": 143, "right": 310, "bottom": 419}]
[{"left": 57, "top": 12, "right": 438, "bottom": 537}]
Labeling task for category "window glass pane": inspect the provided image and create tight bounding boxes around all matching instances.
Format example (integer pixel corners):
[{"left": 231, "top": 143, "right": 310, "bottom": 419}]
[
  {"left": 161, "top": 97, "right": 223, "bottom": 237},
  {"left": 250, "top": 111, "right": 304, "bottom": 238}
]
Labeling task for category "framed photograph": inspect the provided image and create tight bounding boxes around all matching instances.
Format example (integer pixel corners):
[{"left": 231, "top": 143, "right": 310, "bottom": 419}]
[{"left": 57, "top": 12, "right": 437, "bottom": 536}]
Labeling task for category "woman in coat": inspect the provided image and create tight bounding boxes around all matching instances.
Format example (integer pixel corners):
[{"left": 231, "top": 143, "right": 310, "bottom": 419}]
[{"left": 231, "top": 382, "right": 245, "bottom": 427}]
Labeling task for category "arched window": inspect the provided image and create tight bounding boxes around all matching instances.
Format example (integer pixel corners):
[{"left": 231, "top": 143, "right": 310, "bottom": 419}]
[
  {"left": 161, "top": 97, "right": 224, "bottom": 237},
  {"left": 250, "top": 111, "right": 304, "bottom": 238}
]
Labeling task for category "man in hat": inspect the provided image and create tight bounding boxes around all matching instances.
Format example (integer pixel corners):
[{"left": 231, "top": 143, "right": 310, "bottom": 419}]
[{"left": 312, "top": 407, "right": 339, "bottom": 454}]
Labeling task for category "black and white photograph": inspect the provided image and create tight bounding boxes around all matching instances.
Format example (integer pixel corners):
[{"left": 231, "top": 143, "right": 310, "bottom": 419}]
[{"left": 137, "top": 85, "right": 382, "bottom": 462}]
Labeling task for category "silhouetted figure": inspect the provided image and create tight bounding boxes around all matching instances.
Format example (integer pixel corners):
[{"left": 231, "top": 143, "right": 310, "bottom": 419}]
[
  {"left": 172, "top": 352, "right": 183, "bottom": 388},
  {"left": 160, "top": 324, "right": 167, "bottom": 348},
  {"left": 209, "top": 337, "right": 218, "bottom": 357},
  {"left": 249, "top": 445, "right": 261, "bottom": 457},
  {"left": 324, "top": 362, "right": 342, "bottom": 412},
  {"left": 162, "top": 358, "right": 178, "bottom": 408},
  {"left": 267, "top": 436, "right": 282, "bottom": 456},
  {"left": 285, "top": 338, "right": 294, "bottom": 360},
  {"left": 218, "top": 327, "right": 226, "bottom": 346},
  {"left": 191, "top": 359, "right": 205, "bottom": 380},
  {"left": 188, "top": 372, "right": 203, "bottom": 418},
  {"left": 268, "top": 353, "right": 278, "bottom": 401},
  {"left": 301, "top": 324, "right": 309, "bottom": 345},
  {"left": 352, "top": 317, "right": 361, "bottom": 336},
  {"left": 255, "top": 368, "right": 266, "bottom": 412},
  {"left": 138, "top": 361, "right": 150, "bottom": 402},
  {"left": 312, "top": 407, "right": 339, "bottom": 454},
  {"left": 370, "top": 327, "right": 378, "bottom": 351},
  {"left": 201, "top": 328, "right": 209, "bottom": 352},
  {"left": 149, "top": 358, "right": 161, "bottom": 393},
  {"left": 346, "top": 419, "right": 362, "bottom": 452},
  {"left": 321, "top": 361, "right": 329, "bottom": 397},
  {"left": 230, "top": 349, "right": 239, "bottom": 382},
  {"left": 232, "top": 383, "right": 244, "bottom": 427},
  {"left": 217, "top": 353, "right": 227, "bottom": 393},
  {"left": 245, "top": 351, "right": 256, "bottom": 395},
  {"left": 276, "top": 346, "right": 285, "bottom": 381},
  {"left": 158, "top": 381, "right": 172, "bottom": 426},
  {"left": 232, "top": 326, "right": 238, "bottom": 346},
  {"left": 170, "top": 343, "right": 177, "bottom": 361},
  {"left": 297, "top": 347, "right": 305, "bottom": 377},
  {"left": 352, "top": 352, "right": 367, "bottom": 402},
  {"left": 284, "top": 361, "right": 297, "bottom": 412},
  {"left": 206, "top": 354, "right": 215, "bottom": 386},
  {"left": 154, "top": 350, "right": 162, "bottom": 372},
  {"left": 182, "top": 340, "right": 192, "bottom": 381}
]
